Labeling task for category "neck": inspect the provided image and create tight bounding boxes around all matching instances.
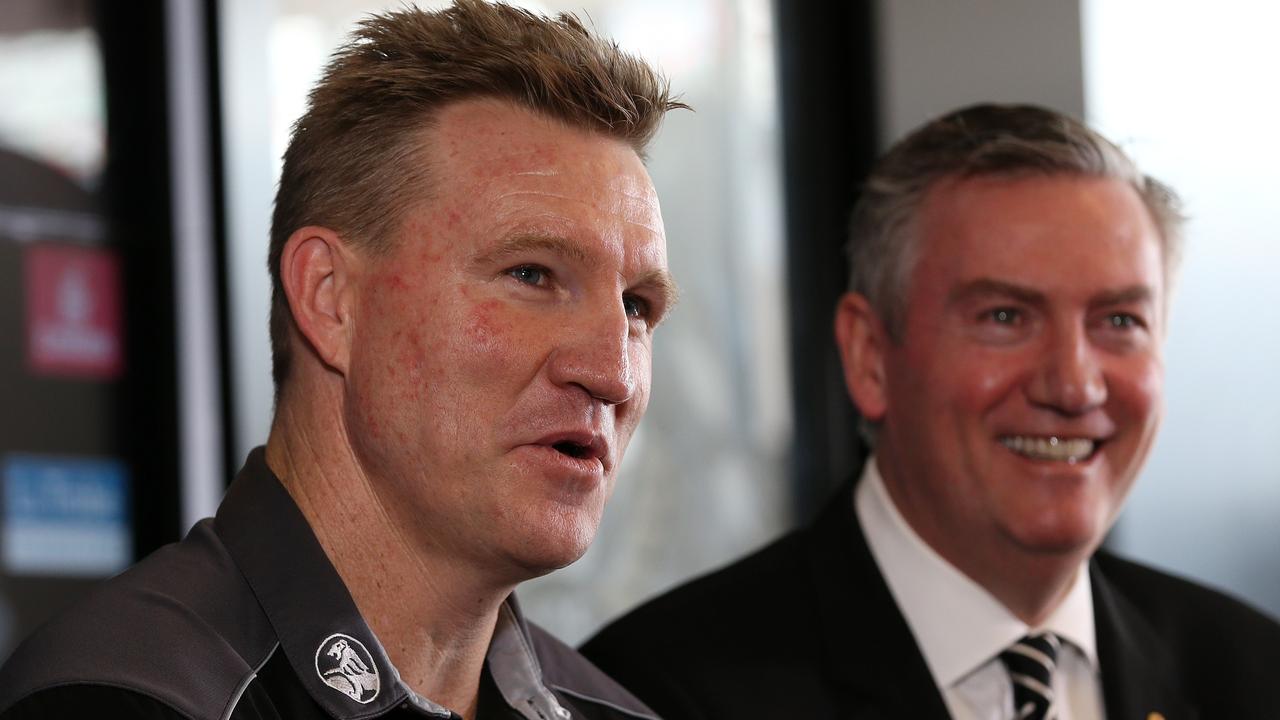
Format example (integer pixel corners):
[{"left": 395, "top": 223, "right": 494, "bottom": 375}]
[
  {"left": 266, "top": 382, "right": 514, "bottom": 718},
  {"left": 961, "top": 549, "right": 1082, "bottom": 626},
  {"left": 875, "top": 458, "right": 1088, "bottom": 626}
]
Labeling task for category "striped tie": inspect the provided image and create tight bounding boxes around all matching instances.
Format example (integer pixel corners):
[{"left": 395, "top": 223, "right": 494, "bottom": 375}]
[{"left": 999, "top": 632, "right": 1060, "bottom": 720}]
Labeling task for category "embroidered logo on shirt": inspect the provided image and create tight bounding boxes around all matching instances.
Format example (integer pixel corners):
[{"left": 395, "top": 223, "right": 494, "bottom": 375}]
[{"left": 315, "top": 633, "right": 380, "bottom": 704}]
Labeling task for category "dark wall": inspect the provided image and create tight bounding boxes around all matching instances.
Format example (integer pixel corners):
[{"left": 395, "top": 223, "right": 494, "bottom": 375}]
[{"left": 774, "top": 2, "right": 879, "bottom": 519}]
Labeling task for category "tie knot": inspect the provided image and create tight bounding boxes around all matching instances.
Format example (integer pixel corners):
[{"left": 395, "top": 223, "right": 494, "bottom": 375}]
[{"left": 999, "top": 632, "right": 1061, "bottom": 720}]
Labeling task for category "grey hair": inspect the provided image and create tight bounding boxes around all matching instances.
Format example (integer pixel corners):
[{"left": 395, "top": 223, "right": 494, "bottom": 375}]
[
  {"left": 847, "top": 103, "right": 1184, "bottom": 339},
  {"left": 845, "top": 103, "right": 1185, "bottom": 446}
]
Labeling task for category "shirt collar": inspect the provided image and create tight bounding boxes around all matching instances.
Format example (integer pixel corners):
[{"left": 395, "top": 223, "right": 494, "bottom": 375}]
[
  {"left": 215, "top": 448, "right": 569, "bottom": 720},
  {"left": 854, "top": 456, "right": 1098, "bottom": 688}
]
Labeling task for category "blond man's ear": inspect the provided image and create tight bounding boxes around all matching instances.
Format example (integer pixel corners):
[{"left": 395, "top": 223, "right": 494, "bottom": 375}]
[{"left": 278, "top": 226, "right": 360, "bottom": 376}]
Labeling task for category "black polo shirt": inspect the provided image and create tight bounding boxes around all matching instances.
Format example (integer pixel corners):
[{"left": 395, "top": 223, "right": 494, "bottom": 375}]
[{"left": 0, "top": 449, "right": 657, "bottom": 720}]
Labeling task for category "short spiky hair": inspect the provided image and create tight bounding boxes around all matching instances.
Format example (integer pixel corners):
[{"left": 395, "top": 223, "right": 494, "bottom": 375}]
[{"left": 268, "top": 0, "right": 685, "bottom": 394}]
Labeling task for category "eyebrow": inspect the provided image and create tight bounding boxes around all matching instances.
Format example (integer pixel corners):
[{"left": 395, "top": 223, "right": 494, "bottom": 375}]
[
  {"left": 472, "top": 233, "right": 681, "bottom": 313},
  {"left": 633, "top": 267, "right": 681, "bottom": 321},
  {"left": 471, "top": 234, "right": 593, "bottom": 268},
  {"left": 1091, "top": 285, "right": 1155, "bottom": 307},
  {"left": 948, "top": 278, "right": 1156, "bottom": 309},
  {"left": 947, "top": 278, "right": 1045, "bottom": 308}
]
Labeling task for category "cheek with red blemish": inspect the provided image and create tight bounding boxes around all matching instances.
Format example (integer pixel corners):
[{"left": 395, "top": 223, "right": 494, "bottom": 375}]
[
  {"left": 395, "top": 216, "right": 448, "bottom": 266},
  {"left": 465, "top": 299, "right": 515, "bottom": 355},
  {"left": 404, "top": 330, "right": 429, "bottom": 378}
]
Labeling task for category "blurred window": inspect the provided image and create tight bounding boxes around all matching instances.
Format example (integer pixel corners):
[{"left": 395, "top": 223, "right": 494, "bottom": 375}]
[{"left": 1085, "top": 0, "right": 1280, "bottom": 618}]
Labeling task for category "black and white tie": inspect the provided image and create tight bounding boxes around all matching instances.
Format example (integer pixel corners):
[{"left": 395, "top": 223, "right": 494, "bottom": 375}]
[{"left": 999, "top": 632, "right": 1060, "bottom": 720}]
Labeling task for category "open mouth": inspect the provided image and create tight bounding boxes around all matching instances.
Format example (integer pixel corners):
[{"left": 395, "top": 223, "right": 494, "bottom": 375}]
[
  {"left": 530, "top": 430, "right": 608, "bottom": 472},
  {"left": 552, "top": 441, "right": 593, "bottom": 460},
  {"left": 999, "top": 435, "right": 1099, "bottom": 464}
]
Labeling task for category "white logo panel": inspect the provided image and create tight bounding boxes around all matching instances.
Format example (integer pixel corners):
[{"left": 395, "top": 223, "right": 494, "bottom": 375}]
[{"left": 315, "top": 633, "right": 380, "bottom": 704}]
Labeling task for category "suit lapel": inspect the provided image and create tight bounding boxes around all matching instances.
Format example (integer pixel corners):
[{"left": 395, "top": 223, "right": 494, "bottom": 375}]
[
  {"left": 804, "top": 479, "right": 953, "bottom": 719},
  {"left": 1092, "top": 559, "right": 1198, "bottom": 720},
  {"left": 800, "top": 480, "right": 1205, "bottom": 720}
]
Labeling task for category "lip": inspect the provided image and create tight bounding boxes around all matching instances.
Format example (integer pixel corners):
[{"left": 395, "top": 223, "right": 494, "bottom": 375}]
[{"left": 524, "top": 429, "right": 611, "bottom": 474}]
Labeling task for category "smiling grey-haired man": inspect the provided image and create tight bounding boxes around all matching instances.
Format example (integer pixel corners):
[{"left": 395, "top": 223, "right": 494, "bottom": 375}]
[
  {"left": 584, "top": 103, "right": 1280, "bottom": 719},
  {"left": 0, "top": 3, "right": 683, "bottom": 719}
]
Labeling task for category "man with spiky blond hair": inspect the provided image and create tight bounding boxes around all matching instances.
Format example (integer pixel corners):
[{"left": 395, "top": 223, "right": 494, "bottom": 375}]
[{"left": 0, "top": 3, "right": 682, "bottom": 718}]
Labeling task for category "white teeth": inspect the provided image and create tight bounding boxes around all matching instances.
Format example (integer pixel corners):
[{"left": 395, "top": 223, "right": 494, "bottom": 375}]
[{"left": 1000, "top": 436, "right": 1096, "bottom": 463}]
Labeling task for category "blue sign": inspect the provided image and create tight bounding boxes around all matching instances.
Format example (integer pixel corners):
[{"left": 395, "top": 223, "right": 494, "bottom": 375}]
[{"left": 3, "top": 454, "right": 131, "bottom": 576}]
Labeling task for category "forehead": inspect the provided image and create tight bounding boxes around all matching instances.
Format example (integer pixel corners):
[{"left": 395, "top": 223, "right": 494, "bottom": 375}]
[
  {"left": 911, "top": 174, "right": 1164, "bottom": 293},
  {"left": 429, "top": 99, "right": 654, "bottom": 200},
  {"left": 416, "top": 97, "right": 665, "bottom": 262}
]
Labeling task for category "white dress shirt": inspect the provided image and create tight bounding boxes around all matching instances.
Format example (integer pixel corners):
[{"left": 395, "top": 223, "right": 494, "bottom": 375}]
[{"left": 854, "top": 457, "right": 1107, "bottom": 720}]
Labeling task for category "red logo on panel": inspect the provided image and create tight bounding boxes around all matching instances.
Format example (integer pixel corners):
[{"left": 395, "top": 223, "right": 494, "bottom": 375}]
[{"left": 25, "top": 244, "right": 124, "bottom": 379}]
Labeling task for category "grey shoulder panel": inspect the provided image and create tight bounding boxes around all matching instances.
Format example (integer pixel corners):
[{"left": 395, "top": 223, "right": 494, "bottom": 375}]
[
  {"left": 525, "top": 623, "right": 658, "bottom": 720},
  {"left": 0, "top": 519, "right": 279, "bottom": 720}
]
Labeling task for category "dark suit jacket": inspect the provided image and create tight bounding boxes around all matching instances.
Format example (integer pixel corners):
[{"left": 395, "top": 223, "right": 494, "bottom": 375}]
[{"left": 582, "top": 479, "right": 1280, "bottom": 719}]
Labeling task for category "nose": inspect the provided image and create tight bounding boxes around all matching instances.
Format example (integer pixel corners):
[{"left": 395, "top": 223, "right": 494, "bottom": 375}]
[
  {"left": 1027, "top": 322, "right": 1107, "bottom": 415},
  {"left": 547, "top": 301, "right": 635, "bottom": 405}
]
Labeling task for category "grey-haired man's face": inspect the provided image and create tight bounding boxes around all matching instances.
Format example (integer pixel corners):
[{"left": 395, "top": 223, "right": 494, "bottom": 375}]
[{"left": 846, "top": 173, "right": 1165, "bottom": 571}]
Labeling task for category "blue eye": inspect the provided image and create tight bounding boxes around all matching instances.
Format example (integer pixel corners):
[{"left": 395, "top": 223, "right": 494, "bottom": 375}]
[
  {"left": 988, "top": 308, "right": 1021, "bottom": 324},
  {"left": 1108, "top": 313, "right": 1142, "bottom": 329},
  {"left": 508, "top": 265, "right": 548, "bottom": 286},
  {"left": 623, "top": 294, "right": 649, "bottom": 320}
]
